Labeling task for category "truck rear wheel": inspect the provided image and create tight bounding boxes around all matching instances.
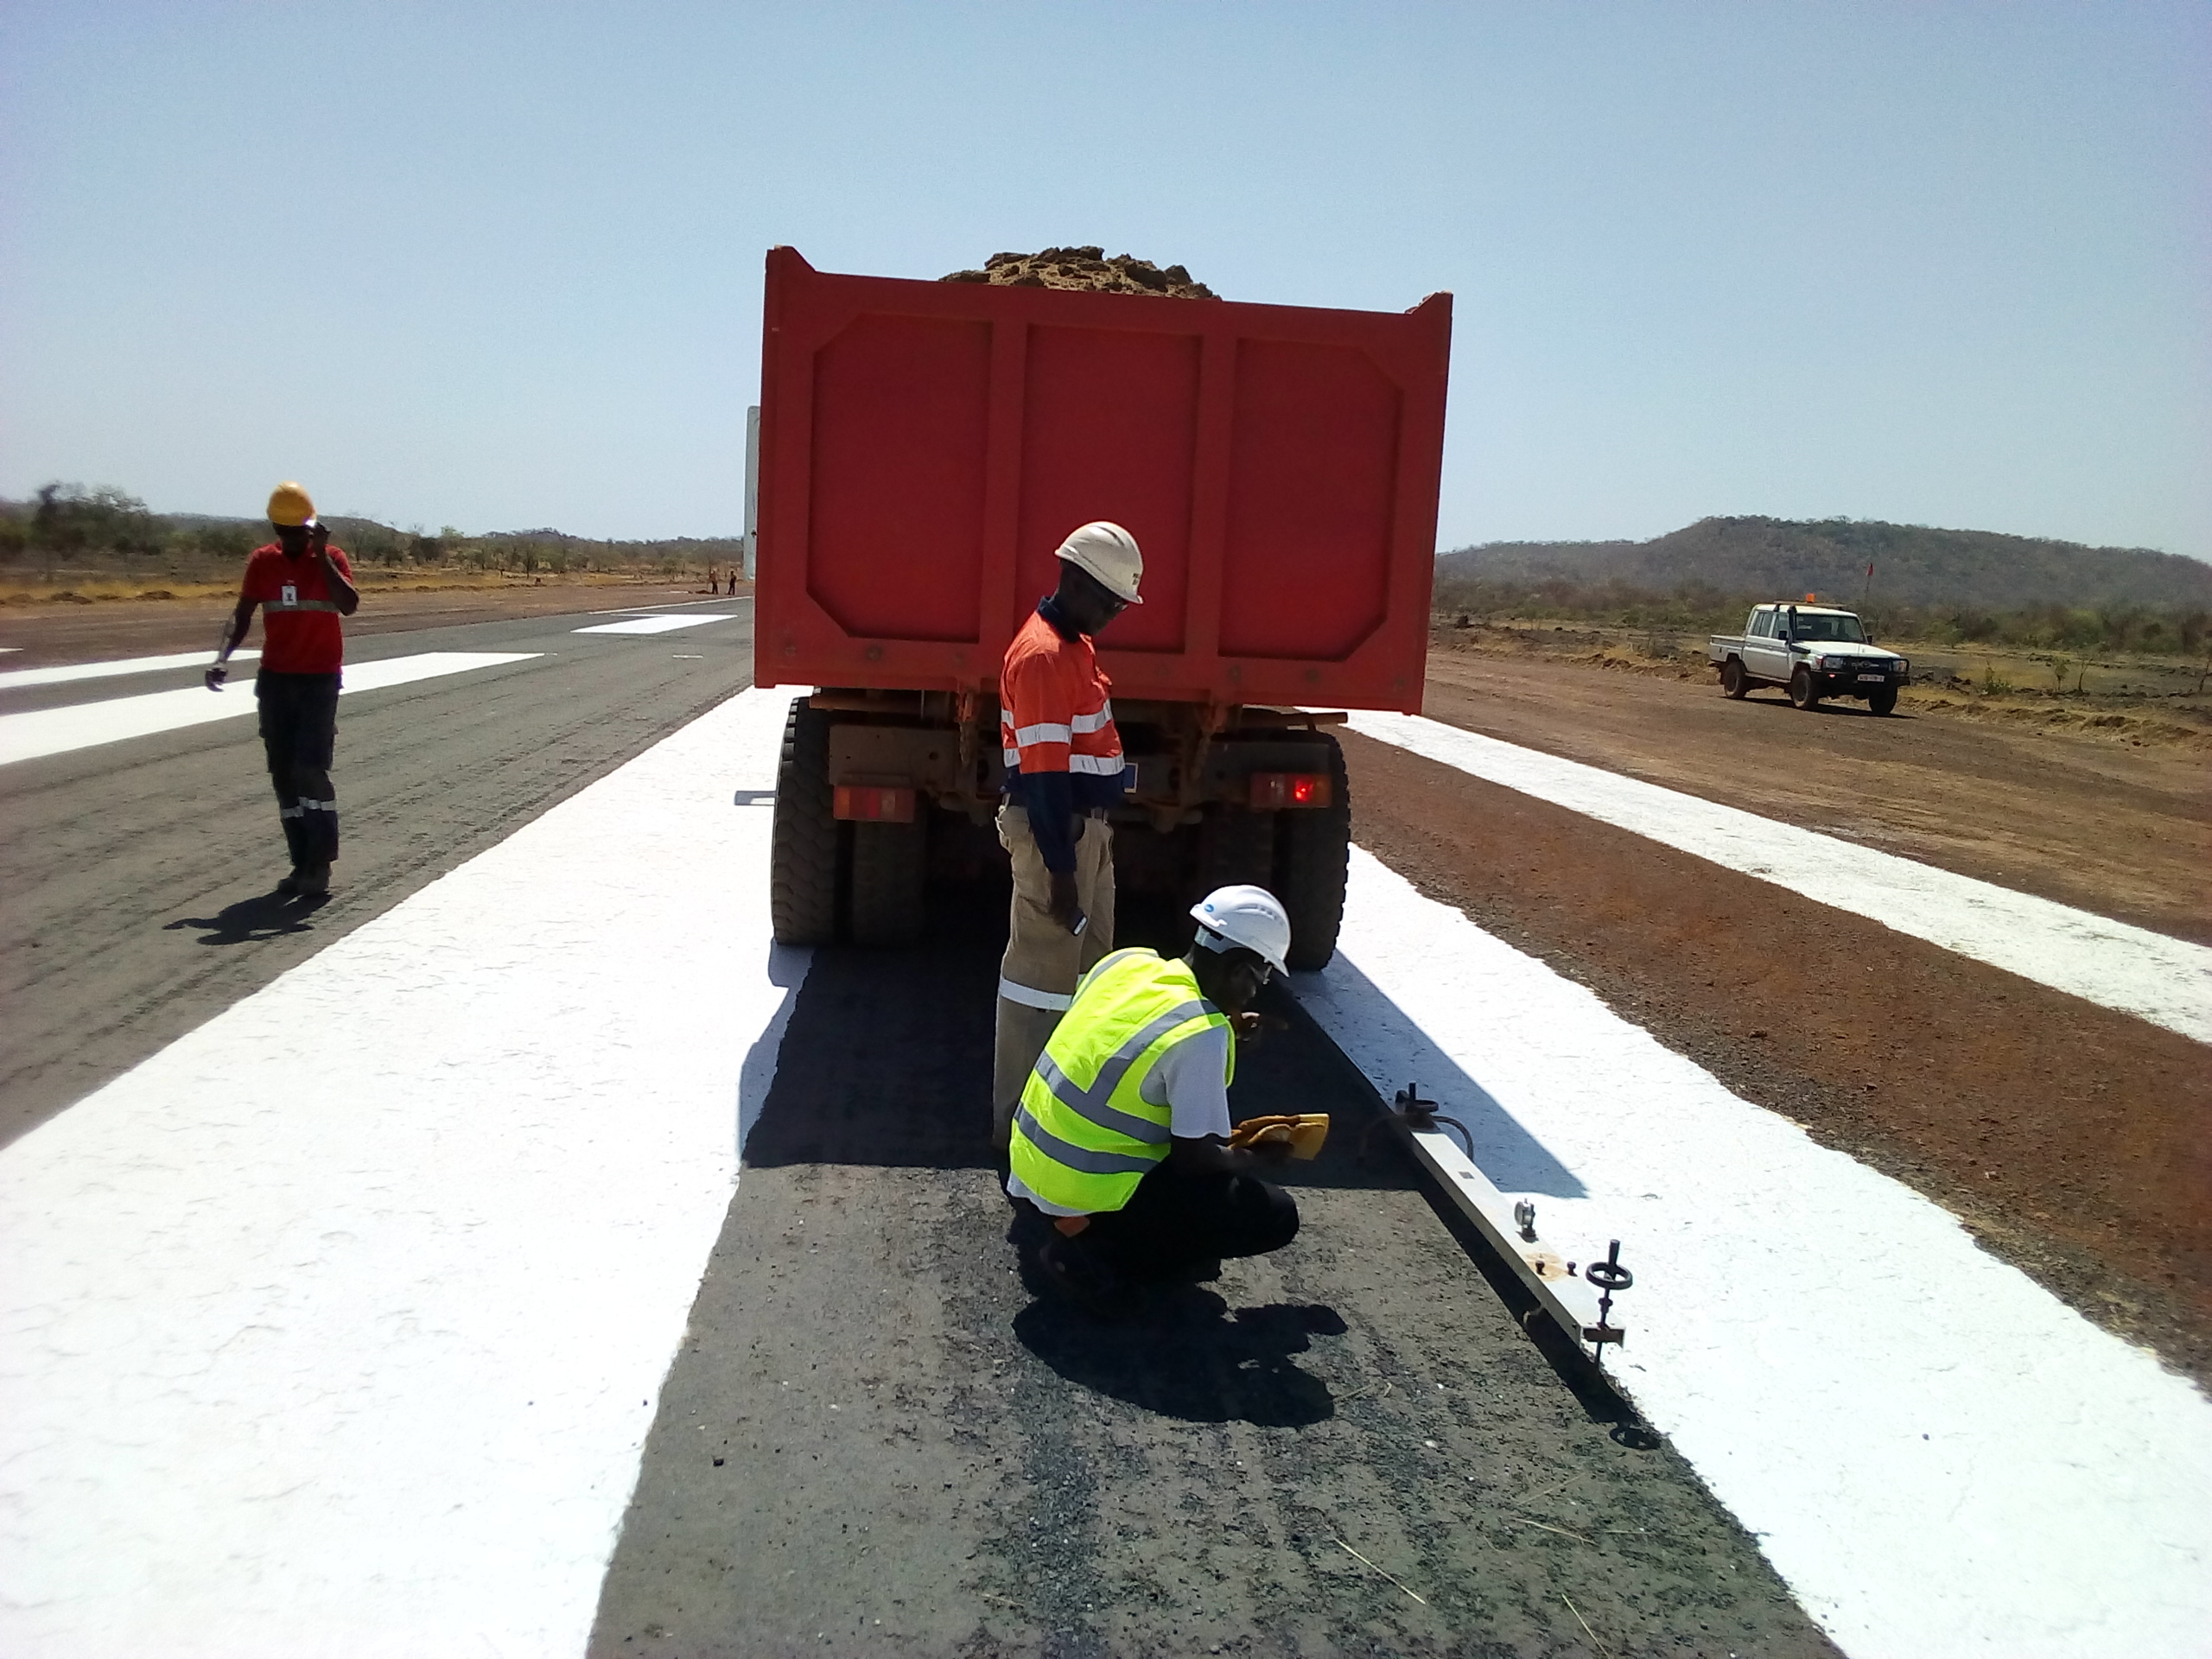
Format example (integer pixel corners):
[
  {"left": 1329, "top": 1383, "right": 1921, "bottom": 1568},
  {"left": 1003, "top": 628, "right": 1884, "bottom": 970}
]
[
  {"left": 770, "top": 702, "right": 841, "bottom": 945},
  {"left": 1196, "top": 807, "right": 1276, "bottom": 895},
  {"left": 1788, "top": 667, "right": 1821, "bottom": 710},
  {"left": 849, "top": 817, "right": 927, "bottom": 946},
  {"left": 1274, "top": 734, "right": 1351, "bottom": 972},
  {"left": 1721, "top": 658, "right": 1749, "bottom": 698}
]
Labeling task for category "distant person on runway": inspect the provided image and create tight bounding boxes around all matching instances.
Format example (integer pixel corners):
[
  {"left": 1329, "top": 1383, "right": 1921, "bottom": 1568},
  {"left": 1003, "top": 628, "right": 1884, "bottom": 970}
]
[
  {"left": 206, "top": 481, "right": 359, "bottom": 897},
  {"left": 1008, "top": 885, "right": 1303, "bottom": 1314}
]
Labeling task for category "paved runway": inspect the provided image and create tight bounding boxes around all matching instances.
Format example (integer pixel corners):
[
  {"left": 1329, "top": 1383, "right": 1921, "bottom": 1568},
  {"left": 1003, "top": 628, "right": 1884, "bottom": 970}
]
[
  {"left": 3, "top": 605, "right": 2207, "bottom": 1656},
  {"left": 0, "top": 599, "right": 754, "bottom": 1144}
]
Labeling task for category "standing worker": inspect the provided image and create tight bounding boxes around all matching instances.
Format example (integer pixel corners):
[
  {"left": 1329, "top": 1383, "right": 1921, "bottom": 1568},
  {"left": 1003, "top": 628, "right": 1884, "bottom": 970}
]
[
  {"left": 205, "top": 482, "right": 360, "bottom": 896},
  {"left": 1008, "top": 885, "right": 1303, "bottom": 1311},
  {"left": 993, "top": 521, "right": 1145, "bottom": 1148}
]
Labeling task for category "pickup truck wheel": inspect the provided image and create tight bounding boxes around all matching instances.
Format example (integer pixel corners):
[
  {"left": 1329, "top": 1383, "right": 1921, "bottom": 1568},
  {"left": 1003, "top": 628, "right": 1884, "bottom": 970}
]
[
  {"left": 849, "top": 817, "right": 927, "bottom": 946},
  {"left": 1869, "top": 687, "right": 1898, "bottom": 716},
  {"left": 1274, "top": 734, "right": 1351, "bottom": 972},
  {"left": 1720, "top": 659, "right": 1749, "bottom": 699},
  {"left": 770, "top": 702, "right": 842, "bottom": 945},
  {"left": 1788, "top": 667, "right": 1821, "bottom": 710}
]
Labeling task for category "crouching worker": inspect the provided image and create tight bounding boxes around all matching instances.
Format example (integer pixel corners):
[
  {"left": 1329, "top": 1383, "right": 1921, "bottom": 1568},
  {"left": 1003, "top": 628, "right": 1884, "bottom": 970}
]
[{"left": 1008, "top": 885, "right": 1301, "bottom": 1312}]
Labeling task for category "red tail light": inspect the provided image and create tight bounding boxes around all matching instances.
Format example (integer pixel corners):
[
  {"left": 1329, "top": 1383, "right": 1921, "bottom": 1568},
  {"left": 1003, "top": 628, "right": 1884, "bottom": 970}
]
[
  {"left": 1249, "top": 772, "right": 1332, "bottom": 810},
  {"left": 833, "top": 785, "right": 916, "bottom": 823}
]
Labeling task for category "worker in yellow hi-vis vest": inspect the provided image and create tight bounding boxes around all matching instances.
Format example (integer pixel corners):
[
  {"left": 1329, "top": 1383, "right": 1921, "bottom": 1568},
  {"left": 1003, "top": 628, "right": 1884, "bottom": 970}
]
[{"left": 1007, "top": 885, "right": 1303, "bottom": 1311}]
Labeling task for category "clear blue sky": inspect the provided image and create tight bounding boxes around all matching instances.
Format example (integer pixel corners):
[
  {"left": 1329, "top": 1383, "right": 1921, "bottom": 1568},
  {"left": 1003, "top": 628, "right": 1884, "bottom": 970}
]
[{"left": 3, "top": 2, "right": 2206, "bottom": 556}]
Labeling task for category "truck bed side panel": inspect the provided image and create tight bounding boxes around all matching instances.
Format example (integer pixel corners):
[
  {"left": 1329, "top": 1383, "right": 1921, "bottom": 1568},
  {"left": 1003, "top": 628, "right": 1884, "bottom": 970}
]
[{"left": 755, "top": 249, "right": 1452, "bottom": 714}]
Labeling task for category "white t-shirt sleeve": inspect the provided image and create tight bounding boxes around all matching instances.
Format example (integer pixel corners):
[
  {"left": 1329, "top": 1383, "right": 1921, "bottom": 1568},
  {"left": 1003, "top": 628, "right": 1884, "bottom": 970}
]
[{"left": 1140, "top": 1022, "right": 1232, "bottom": 1141}]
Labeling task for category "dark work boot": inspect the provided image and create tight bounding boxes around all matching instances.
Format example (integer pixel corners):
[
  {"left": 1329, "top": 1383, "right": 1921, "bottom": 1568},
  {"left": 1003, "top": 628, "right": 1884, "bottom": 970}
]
[
  {"left": 293, "top": 861, "right": 331, "bottom": 898},
  {"left": 1038, "top": 1234, "right": 1140, "bottom": 1319}
]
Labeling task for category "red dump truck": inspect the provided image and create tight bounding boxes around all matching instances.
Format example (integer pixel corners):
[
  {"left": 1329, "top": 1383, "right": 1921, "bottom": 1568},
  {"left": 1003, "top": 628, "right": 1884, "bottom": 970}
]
[{"left": 753, "top": 248, "right": 1452, "bottom": 969}]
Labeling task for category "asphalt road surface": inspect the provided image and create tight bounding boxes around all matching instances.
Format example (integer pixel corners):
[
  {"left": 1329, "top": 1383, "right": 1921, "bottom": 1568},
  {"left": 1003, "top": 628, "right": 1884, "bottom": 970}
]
[
  {"left": 0, "top": 597, "right": 755, "bottom": 1147},
  {"left": 3, "top": 601, "right": 1848, "bottom": 1654}
]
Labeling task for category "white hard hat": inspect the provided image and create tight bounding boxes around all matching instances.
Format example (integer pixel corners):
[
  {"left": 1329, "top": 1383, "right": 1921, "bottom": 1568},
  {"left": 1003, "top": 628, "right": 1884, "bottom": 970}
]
[
  {"left": 1055, "top": 520, "right": 1144, "bottom": 604},
  {"left": 1189, "top": 884, "right": 1292, "bottom": 976}
]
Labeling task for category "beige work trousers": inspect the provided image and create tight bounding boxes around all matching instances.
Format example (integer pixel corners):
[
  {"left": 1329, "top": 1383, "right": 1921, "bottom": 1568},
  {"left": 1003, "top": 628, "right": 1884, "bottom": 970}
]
[{"left": 992, "top": 802, "right": 1116, "bottom": 1147}]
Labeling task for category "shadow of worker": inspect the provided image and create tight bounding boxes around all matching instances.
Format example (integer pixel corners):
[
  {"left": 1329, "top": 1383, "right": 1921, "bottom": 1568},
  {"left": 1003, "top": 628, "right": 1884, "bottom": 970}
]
[
  {"left": 1013, "top": 1287, "right": 1346, "bottom": 1428},
  {"left": 163, "top": 890, "right": 328, "bottom": 946}
]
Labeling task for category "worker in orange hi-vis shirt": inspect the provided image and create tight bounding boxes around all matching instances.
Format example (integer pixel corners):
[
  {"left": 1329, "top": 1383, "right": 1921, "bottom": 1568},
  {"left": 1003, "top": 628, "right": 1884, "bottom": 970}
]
[
  {"left": 205, "top": 481, "right": 360, "bottom": 898},
  {"left": 991, "top": 522, "right": 1145, "bottom": 1150}
]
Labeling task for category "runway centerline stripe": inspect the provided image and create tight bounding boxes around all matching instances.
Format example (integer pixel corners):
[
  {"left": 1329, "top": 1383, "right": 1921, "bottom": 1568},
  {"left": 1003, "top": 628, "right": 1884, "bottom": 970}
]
[
  {"left": 0, "top": 652, "right": 540, "bottom": 767},
  {"left": 1346, "top": 709, "right": 2212, "bottom": 1044},
  {"left": 0, "top": 648, "right": 261, "bottom": 690},
  {"left": 572, "top": 613, "right": 738, "bottom": 636},
  {"left": 1305, "top": 847, "right": 2212, "bottom": 1657},
  {"left": 0, "top": 685, "right": 810, "bottom": 1656}
]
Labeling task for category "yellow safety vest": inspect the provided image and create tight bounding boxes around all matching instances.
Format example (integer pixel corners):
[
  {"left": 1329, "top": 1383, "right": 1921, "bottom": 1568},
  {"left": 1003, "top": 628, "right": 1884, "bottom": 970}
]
[{"left": 1009, "top": 948, "right": 1235, "bottom": 1215}]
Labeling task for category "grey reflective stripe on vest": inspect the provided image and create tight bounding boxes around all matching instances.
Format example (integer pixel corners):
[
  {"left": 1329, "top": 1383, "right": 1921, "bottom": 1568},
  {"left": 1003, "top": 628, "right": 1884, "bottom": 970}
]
[
  {"left": 1013, "top": 1107, "right": 1160, "bottom": 1176},
  {"left": 1034, "top": 999, "right": 1212, "bottom": 1142},
  {"left": 1033, "top": 1052, "right": 1172, "bottom": 1144},
  {"left": 267, "top": 600, "right": 341, "bottom": 613}
]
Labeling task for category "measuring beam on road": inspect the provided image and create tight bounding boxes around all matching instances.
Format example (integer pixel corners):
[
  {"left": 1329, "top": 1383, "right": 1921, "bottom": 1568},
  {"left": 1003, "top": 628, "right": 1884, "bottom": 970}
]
[
  {"left": 0, "top": 652, "right": 540, "bottom": 767},
  {"left": 572, "top": 613, "right": 739, "bottom": 636},
  {"left": 1382, "top": 1109, "right": 1618, "bottom": 1357},
  {"left": 1347, "top": 709, "right": 2212, "bottom": 1045},
  {"left": 0, "top": 649, "right": 261, "bottom": 691}
]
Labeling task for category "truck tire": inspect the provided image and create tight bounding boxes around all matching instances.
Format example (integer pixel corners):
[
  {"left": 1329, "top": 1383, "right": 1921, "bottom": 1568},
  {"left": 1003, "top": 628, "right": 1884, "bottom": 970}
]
[
  {"left": 1196, "top": 806, "right": 1276, "bottom": 895},
  {"left": 1721, "top": 658, "right": 1749, "bottom": 698},
  {"left": 849, "top": 817, "right": 927, "bottom": 946},
  {"left": 1788, "top": 667, "right": 1821, "bottom": 710},
  {"left": 770, "top": 702, "right": 842, "bottom": 945},
  {"left": 1869, "top": 687, "right": 1898, "bottom": 716},
  {"left": 1274, "top": 734, "right": 1351, "bottom": 972}
]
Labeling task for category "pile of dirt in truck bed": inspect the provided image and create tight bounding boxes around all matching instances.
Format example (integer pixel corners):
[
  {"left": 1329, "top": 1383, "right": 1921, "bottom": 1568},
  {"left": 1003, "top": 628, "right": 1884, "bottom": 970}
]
[{"left": 941, "top": 246, "right": 1218, "bottom": 298}]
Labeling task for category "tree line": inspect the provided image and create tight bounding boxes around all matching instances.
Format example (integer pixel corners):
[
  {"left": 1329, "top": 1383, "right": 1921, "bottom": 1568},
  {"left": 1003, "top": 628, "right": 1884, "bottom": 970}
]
[{"left": 0, "top": 483, "right": 746, "bottom": 583}]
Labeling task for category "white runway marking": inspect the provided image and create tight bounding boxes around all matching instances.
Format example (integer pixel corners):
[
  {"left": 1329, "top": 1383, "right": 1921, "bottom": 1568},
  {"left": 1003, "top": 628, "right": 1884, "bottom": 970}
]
[
  {"left": 1302, "top": 848, "right": 2212, "bottom": 1658},
  {"left": 572, "top": 613, "right": 738, "bottom": 636},
  {"left": 1347, "top": 709, "right": 2212, "bottom": 1043},
  {"left": 0, "top": 687, "right": 809, "bottom": 1657},
  {"left": 0, "top": 648, "right": 260, "bottom": 691},
  {"left": 0, "top": 652, "right": 539, "bottom": 767}
]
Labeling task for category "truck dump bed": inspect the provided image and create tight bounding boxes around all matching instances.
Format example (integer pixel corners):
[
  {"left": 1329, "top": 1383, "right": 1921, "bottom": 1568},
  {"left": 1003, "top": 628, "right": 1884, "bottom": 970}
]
[{"left": 753, "top": 248, "right": 1451, "bottom": 714}]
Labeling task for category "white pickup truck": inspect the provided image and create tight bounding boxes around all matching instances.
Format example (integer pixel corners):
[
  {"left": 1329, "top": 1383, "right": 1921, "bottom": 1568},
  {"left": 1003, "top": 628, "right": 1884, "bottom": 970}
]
[{"left": 1707, "top": 603, "right": 1910, "bottom": 714}]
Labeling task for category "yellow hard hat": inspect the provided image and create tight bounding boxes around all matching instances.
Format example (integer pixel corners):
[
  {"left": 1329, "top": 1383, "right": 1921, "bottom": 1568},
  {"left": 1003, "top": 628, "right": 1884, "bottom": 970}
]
[{"left": 268, "top": 481, "right": 316, "bottom": 526}]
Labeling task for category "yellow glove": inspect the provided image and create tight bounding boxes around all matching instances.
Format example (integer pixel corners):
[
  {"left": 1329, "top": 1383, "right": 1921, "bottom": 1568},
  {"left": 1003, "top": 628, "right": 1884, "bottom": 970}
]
[{"left": 1229, "top": 1113, "right": 1330, "bottom": 1160}]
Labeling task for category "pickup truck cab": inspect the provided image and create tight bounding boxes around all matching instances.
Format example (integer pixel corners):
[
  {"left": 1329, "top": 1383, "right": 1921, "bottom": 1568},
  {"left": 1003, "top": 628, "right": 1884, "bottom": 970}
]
[{"left": 1708, "top": 603, "right": 1910, "bottom": 714}]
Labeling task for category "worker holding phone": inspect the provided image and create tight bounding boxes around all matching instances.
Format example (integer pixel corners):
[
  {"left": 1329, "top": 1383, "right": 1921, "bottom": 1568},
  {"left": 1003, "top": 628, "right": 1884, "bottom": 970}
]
[
  {"left": 991, "top": 522, "right": 1144, "bottom": 1149},
  {"left": 207, "top": 481, "right": 360, "bottom": 896}
]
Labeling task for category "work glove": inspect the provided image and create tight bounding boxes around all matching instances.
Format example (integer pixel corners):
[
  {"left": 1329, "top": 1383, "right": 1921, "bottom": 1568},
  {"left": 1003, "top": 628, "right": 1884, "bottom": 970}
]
[
  {"left": 205, "top": 662, "right": 228, "bottom": 691},
  {"left": 1230, "top": 1113, "right": 1330, "bottom": 1161}
]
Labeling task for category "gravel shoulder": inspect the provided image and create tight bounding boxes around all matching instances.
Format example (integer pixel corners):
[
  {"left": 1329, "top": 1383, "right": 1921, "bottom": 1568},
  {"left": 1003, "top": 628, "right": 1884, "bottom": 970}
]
[
  {"left": 1344, "top": 730, "right": 2212, "bottom": 1389},
  {"left": 1421, "top": 640, "right": 2212, "bottom": 946}
]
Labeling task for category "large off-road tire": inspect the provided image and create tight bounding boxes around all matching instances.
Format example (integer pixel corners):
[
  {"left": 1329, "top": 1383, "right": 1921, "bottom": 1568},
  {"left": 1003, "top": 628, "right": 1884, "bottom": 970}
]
[
  {"left": 1788, "top": 667, "right": 1821, "bottom": 710},
  {"left": 1721, "top": 658, "right": 1749, "bottom": 699},
  {"left": 769, "top": 702, "right": 841, "bottom": 945},
  {"left": 1195, "top": 806, "right": 1277, "bottom": 895},
  {"left": 1869, "top": 687, "right": 1898, "bottom": 716},
  {"left": 1274, "top": 734, "right": 1351, "bottom": 972},
  {"left": 849, "top": 817, "right": 927, "bottom": 946}
]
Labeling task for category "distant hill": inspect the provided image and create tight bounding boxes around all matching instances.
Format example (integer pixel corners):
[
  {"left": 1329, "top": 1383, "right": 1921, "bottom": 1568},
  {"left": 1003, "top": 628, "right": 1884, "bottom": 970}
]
[{"left": 1436, "top": 518, "right": 2212, "bottom": 612}]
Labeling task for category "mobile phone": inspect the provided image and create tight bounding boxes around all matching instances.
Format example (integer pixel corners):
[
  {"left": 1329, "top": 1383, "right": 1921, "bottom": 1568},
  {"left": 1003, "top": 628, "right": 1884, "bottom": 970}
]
[{"left": 1070, "top": 907, "right": 1088, "bottom": 938}]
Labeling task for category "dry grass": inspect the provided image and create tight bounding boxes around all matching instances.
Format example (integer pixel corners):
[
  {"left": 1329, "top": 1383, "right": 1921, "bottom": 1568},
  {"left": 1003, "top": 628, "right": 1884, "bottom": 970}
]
[{"left": 1432, "top": 615, "right": 2212, "bottom": 751}]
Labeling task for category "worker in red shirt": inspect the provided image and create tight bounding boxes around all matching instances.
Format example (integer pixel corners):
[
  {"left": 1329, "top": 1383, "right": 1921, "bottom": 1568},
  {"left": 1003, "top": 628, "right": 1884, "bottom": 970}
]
[
  {"left": 205, "top": 481, "right": 360, "bottom": 897},
  {"left": 992, "top": 521, "right": 1144, "bottom": 1149}
]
